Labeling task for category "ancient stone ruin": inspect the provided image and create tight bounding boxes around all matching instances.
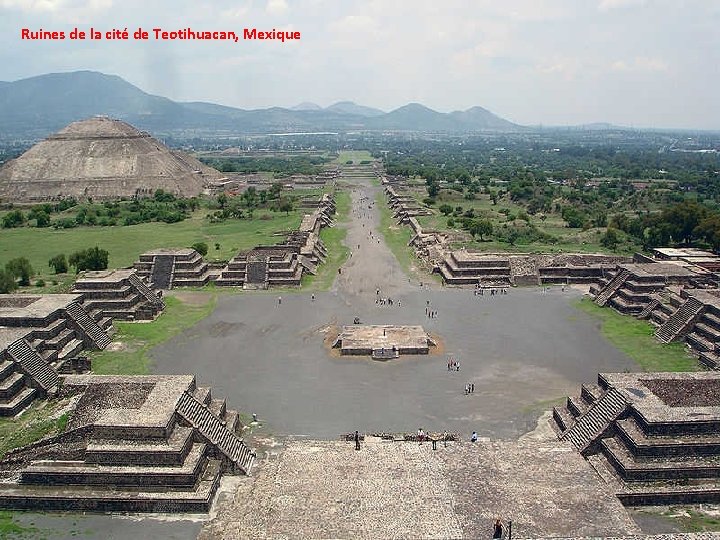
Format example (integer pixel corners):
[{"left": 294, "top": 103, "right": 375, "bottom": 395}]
[
  {"left": 590, "top": 252, "right": 720, "bottom": 368},
  {"left": 0, "top": 117, "right": 225, "bottom": 201},
  {"left": 332, "top": 325, "right": 435, "bottom": 359},
  {"left": 72, "top": 268, "right": 165, "bottom": 321},
  {"left": 134, "top": 248, "right": 218, "bottom": 290},
  {"left": 0, "top": 295, "right": 112, "bottom": 416},
  {"left": 438, "top": 250, "right": 630, "bottom": 287},
  {"left": 215, "top": 194, "right": 335, "bottom": 289},
  {"left": 555, "top": 371, "right": 720, "bottom": 506},
  {"left": 0, "top": 374, "right": 254, "bottom": 512}
]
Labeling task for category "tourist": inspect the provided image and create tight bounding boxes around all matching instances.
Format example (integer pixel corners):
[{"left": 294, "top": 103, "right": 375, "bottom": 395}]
[
  {"left": 354, "top": 430, "right": 361, "bottom": 451},
  {"left": 443, "top": 430, "right": 449, "bottom": 447},
  {"left": 431, "top": 435, "right": 437, "bottom": 451},
  {"left": 465, "top": 384, "right": 468, "bottom": 395},
  {"left": 418, "top": 427, "right": 425, "bottom": 444},
  {"left": 311, "top": 293, "right": 315, "bottom": 302},
  {"left": 493, "top": 519, "right": 505, "bottom": 539},
  {"left": 471, "top": 382, "right": 475, "bottom": 393},
  {"left": 456, "top": 361, "right": 460, "bottom": 371},
  {"left": 471, "top": 431, "right": 478, "bottom": 443},
  {"left": 278, "top": 296, "right": 282, "bottom": 305}
]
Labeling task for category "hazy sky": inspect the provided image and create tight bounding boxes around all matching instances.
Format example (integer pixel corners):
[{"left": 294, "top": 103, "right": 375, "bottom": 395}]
[{"left": 1, "top": 0, "right": 718, "bottom": 129}]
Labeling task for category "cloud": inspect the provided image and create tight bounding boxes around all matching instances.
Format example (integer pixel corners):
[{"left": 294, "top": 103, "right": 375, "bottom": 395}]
[
  {"left": 598, "top": 0, "right": 646, "bottom": 11},
  {"left": 611, "top": 56, "right": 668, "bottom": 72},
  {"left": 266, "top": 0, "right": 287, "bottom": 15}
]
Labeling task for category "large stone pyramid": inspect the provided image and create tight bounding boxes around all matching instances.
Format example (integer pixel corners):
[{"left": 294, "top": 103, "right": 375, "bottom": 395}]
[{"left": 0, "top": 117, "right": 224, "bottom": 201}]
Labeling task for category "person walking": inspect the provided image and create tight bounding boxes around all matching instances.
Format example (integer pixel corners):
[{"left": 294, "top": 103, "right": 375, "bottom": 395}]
[
  {"left": 471, "top": 431, "right": 478, "bottom": 443},
  {"left": 493, "top": 518, "right": 504, "bottom": 539},
  {"left": 354, "top": 430, "right": 361, "bottom": 451},
  {"left": 278, "top": 296, "right": 282, "bottom": 305}
]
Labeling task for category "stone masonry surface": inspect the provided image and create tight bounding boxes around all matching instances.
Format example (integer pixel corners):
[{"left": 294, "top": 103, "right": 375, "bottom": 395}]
[{"left": 201, "top": 437, "right": 638, "bottom": 539}]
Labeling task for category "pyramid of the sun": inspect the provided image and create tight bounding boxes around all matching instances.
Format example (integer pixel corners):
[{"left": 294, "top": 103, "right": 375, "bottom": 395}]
[{"left": 0, "top": 117, "right": 224, "bottom": 201}]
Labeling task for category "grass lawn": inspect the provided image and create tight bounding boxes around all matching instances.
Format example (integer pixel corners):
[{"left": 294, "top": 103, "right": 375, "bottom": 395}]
[
  {"left": 376, "top": 192, "right": 438, "bottom": 283},
  {"left": 574, "top": 298, "right": 699, "bottom": 372},
  {"left": 336, "top": 150, "right": 373, "bottom": 164},
  {"left": 89, "top": 294, "right": 218, "bottom": 375},
  {"left": 0, "top": 210, "right": 305, "bottom": 285},
  {"left": 0, "top": 399, "right": 69, "bottom": 459},
  {"left": 302, "top": 191, "right": 351, "bottom": 291}
]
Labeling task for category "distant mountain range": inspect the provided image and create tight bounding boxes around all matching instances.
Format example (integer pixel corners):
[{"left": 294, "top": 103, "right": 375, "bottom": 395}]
[{"left": 0, "top": 71, "right": 523, "bottom": 137}]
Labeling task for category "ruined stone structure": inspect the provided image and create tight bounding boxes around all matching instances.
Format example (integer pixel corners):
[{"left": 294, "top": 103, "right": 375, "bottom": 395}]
[
  {"left": 438, "top": 250, "right": 630, "bottom": 287},
  {"left": 554, "top": 372, "right": 720, "bottom": 505},
  {"left": 0, "top": 374, "right": 254, "bottom": 512},
  {"left": 0, "top": 295, "right": 111, "bottom": 416},
  {"left": 72, "top": 268, "right": 165, "bottom": 321},
  {"left": 134, "top": 248, "right": 217, "bottom": 290},
  {"left": 590, "top": 257, "right": 720, "bottom": 367},
  {"left": 0, "top": 117, "right": 225, "bottom": 202},
  {"left": 215, "top": 194, "right": 335, "bottom": 289},
  {"left": 332, "top": 325, "right": 435, "bottom": 358}
]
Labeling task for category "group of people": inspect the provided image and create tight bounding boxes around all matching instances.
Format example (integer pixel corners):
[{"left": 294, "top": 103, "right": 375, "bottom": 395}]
[
  {"left": 474, "top": 287, "right": 509, "bottom": 296},
  {"left": 447, "top": 357, "right": 460, "bottom": 371},
  {"left": 464, "top": 382, "right": 475, "bottom": 394}
]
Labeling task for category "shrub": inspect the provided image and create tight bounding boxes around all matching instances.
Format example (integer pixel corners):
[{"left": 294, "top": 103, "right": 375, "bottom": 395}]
[
  {"left": 191, "top": 242, "right": 209, "bottom": 256},
  {"left": 48, "top": 254, "right": 69, "bottom": 274}
]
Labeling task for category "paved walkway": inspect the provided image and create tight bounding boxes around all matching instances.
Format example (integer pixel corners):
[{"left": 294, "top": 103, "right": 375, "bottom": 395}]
[{"left": 201, "top": 424, "right": 639, "bottom": 539}]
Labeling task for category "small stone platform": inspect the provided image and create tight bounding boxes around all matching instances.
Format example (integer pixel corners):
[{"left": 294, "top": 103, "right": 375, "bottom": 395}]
[
  {"left": 0, "top": 374, "right": 255, "bottom": 513},
  {"left": 332, "top": 325, "right": 435, "bottom": 357},
  {"left": 555, "top": 371, "right": 720, "bottom": 506}
]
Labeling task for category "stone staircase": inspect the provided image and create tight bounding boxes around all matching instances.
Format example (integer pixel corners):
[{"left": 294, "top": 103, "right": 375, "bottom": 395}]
[
  {"left": 176, "top": 390, "right": 255, "bottom": 474},
  {"left": 595, "top": 270, "right": 629, "bottom": 307},
  {"left": 128, "top": 273, "right": 165, "bottom": 310},
  {"left": 151, "top": 254, "right": 175, "bottom": 290},
  {"left": 65, "top": 302, "right": 111, "bottom": 349},
  {"left": 6, "top": 339, "right": 59, "bottom": 392},
  {"left": 655, "top": 296, "right": 704, "bottom": 343},
  {"left": 560, "top": 388, "right": 627, "bottom": 452},
  {"left": 637, "top": 298, "right": 661, "bottom": 320},
  {"left": 244, "top": 257, "right": 268, "bottom": 290}
]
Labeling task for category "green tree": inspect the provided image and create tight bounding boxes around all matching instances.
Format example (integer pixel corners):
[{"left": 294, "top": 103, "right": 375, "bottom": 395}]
[
  {"left": 48, "top": 254, "right": 69, "bottom": 274},
  {"left": 5, "top": 257, "right": 34, "bottom": 286},
  {"left": 69, "top": 247, "right": 109, "bottom": 273},
  {"left": 279, "top": 200, "right": 293, "bottom": 216},
  {"left": 2, "top": 209, "right": 25, "bottom": 228},
  {"left": 191, "top": 242, "right": 209, "bottom": 256},
  {"left": 0, "top": 269, "right": 17, "bottom": 293},
  {"left": 600, "top": 228, "right": 620, "bottom": 249},
  {"left": 439, "top": 204, "right": 453, "bottom": 216},
  {"left": 469, "top": 219, "right": 493, "bottom": 241}
]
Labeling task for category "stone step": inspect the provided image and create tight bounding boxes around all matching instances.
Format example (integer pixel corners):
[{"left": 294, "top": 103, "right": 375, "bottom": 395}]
[
  {"left": 0, "top": 387, "right": 37, "bottom": 417},
  {"left": 22, "top": 443, "right": 208, "bottom": 487},
  {"left": 42, "top": 328, "right": 76, "bottom": 351},
  {"left": 0, "top": 458, "right": 221, "bottom": 513},
  {"left": 618, "top": 480, "right": 720, "bottom": 506},
  {"left": 687, "top": 331, "right": 714, "bottom": 353},
  {"left": 601, "top": 436, "right": 720, "bottom": 481},
  {"left": 0, "top": 372, "right": 26, "bottom": 399},
  {"left": 85, "top": 425, "right": 195, "bottom": 466},
  {"left": 57, "top": 338, "right": 84, "bottom": 362},
  {"left": 616, "top": 417, "right": 720, "bottom": 457},
  {"left": 0, "top": 360, "right": 15, "bottom": 379}
]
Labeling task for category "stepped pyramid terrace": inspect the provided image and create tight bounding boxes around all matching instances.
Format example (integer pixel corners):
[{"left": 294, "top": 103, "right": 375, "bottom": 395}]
[
  {"left": 134, "top": 248, "right": 218, "bottom": 290},
  {"left": 0, "top": 374, "right": 254, "bottom": 512},
  {"left": 72, "top": 268, "right": 165, "bottom": 321},
  {"left": 555, "top": 372, "right": 720, "bottom": 506},
  {"left": 0, "top": 117, "right": 225, "bottom": 201},
  {"left": 0, "top": 294, "right": 112, "bottom": 416}
]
